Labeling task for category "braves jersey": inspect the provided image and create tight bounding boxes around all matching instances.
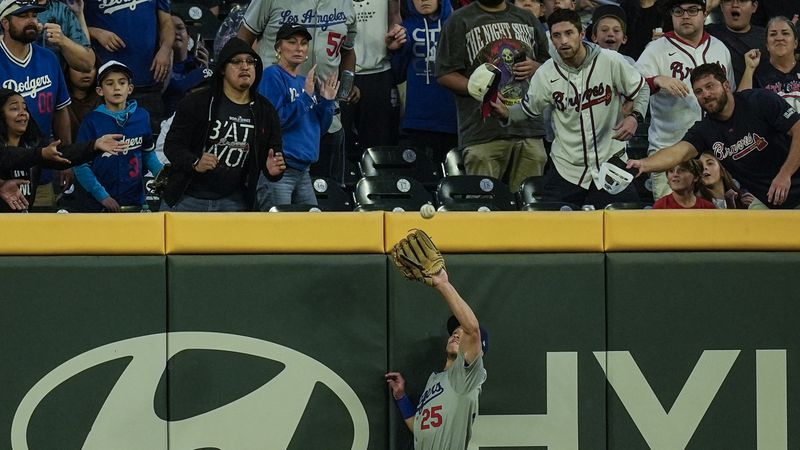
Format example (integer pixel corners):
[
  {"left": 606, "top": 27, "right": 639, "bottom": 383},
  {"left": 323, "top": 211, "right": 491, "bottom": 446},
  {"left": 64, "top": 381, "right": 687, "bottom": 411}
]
[
  {"left": 0, "top": 41, "right": 70, "bottom": 139},
  {"left": 512, "top": 44, "right": 647, "bottom": 189},
  {"left": 414, "top": 352, "right": 485, "bottom": 450},
  {"left": 682, "top": 89, "right": 800, "bottom": 209},
  {"left": 75, "top": 106, "right": 156, "bottom": 206},
  {"left": 84, "top": 0, "right": 170, "bottom": 87},
  {"left": 753, "top": 61, "right": 800, "bottom": 113},
  {"left": 636, "top": 32, "right": 734, "bottom": 152}
]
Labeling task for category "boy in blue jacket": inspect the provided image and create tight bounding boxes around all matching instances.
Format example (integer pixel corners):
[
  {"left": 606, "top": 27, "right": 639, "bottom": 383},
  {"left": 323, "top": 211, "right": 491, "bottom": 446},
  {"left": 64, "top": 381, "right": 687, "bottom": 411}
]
[
  {"left": 390, "top": 0, "right": 457, "bottom": 163},
  {"left": 74, "top": 61, "right": 164, "bottom": 212}
]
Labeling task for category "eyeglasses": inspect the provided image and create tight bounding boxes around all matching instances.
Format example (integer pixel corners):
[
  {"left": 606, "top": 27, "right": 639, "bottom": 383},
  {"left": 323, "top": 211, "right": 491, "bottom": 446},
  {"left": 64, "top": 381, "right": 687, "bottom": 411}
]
[
  {"left": 671, "top": 6, "right": 704, "bottom": 16},
  {"left": 229, "top": 57, "right": 257, "bottom": 67}
]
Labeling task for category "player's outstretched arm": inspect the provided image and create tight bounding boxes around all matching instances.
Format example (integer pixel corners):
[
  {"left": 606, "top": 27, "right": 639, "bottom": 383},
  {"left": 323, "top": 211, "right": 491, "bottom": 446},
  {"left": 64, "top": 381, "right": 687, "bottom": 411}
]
[
  {"left": 627, "top": 141, "right": 699, "bottom": 176},
  {"left": 431, "top": 271, "right": 482, "bottom": 364}
]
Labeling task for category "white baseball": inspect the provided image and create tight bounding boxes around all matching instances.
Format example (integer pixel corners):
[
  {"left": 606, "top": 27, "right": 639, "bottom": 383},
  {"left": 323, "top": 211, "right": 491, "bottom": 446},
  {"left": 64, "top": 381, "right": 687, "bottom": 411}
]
[{"left": 420, "top": 203, "right": 436, "bottom": 219}]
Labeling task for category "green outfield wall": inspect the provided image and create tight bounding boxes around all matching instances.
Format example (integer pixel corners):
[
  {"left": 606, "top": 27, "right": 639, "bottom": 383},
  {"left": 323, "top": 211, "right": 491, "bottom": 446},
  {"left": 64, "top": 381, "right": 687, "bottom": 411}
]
[{"left": 1, "top": 211, "right": 797, "bottom": 449}]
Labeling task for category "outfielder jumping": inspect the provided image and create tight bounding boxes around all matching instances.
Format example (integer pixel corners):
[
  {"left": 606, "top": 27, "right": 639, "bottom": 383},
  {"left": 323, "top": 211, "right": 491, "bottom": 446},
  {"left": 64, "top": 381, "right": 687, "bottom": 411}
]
[{"left": 385, "top": 230, "right": 488, "bottom": 450}]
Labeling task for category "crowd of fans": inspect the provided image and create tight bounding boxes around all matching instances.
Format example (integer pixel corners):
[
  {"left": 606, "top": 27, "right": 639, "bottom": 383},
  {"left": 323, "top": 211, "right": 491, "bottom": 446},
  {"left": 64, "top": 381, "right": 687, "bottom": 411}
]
[{"left": 0, "top": 0, "right": 798, "bottom": 212}]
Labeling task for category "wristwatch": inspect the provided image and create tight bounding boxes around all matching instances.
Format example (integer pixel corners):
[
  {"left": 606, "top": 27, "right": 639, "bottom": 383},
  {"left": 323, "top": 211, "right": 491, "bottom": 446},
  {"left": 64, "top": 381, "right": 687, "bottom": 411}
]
[{"left": 627, "top": 110, "right": 644, "bottom": 124}]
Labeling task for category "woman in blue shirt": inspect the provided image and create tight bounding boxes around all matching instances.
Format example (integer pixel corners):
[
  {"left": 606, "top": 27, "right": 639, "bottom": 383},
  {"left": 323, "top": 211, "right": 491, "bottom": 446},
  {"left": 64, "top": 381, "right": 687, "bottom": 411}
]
[{"left": 256, "top": 23, "right": 339, "bottom": 209}]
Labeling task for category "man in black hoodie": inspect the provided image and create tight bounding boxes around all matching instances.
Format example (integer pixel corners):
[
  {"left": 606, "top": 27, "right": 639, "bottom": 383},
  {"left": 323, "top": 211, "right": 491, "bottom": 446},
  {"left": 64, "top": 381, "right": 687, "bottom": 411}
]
[{"left": 162, "top": 37, "right": 286, "bottom": 211}]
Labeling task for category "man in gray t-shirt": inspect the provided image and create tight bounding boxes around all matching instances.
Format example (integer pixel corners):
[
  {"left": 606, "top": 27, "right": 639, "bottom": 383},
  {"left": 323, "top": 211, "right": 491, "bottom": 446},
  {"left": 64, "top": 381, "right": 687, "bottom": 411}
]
[
  {"left": 385, "top": 255, "right": 488, "bottom": 450},
  {"left": 436, "top": 0, "right": 550, "bottom": 191}
]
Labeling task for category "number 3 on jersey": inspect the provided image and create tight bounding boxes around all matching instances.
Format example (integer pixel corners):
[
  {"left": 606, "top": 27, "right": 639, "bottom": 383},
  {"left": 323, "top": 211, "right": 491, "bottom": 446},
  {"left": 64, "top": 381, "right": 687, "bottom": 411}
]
[
  {"left": 420, "top": 405, "right": 443, "bottom": 430},
  {"left": 326, "top": 31, "right": 345, "bottom": 57}
]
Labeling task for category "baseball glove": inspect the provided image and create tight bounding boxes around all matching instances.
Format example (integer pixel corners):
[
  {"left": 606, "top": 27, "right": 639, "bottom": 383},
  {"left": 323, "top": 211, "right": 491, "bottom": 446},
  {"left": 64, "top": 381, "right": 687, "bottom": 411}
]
[{"left": 391, "top": 229, "right": 446, "bottom": 286}]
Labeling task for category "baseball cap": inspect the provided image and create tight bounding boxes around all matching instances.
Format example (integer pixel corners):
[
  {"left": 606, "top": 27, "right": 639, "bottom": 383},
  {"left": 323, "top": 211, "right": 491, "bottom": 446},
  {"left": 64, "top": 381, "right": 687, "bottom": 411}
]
[
  {"left": 447, "top": 315, "right": 489, "bottom": 355},
  {"left": 590, "top": 4, "right": 627, "bottom": 34},
  {"left": 0, "top": 0, "right": 45, "bottom": 20},
  {"left": 467, "top": 63, "right": 501, "bottom": 119},
  {"left": 274, "top": 23, "right": 312, "bottom": 46},
  {"left": 96, "top": 60, "right": 134, "bottom": 86}
]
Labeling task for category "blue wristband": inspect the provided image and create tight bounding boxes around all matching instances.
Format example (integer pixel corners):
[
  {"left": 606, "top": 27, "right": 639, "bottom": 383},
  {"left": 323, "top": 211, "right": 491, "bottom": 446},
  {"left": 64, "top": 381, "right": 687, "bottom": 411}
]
[{"left": 395, "top": 394, "right": 416, "bottom": 420}]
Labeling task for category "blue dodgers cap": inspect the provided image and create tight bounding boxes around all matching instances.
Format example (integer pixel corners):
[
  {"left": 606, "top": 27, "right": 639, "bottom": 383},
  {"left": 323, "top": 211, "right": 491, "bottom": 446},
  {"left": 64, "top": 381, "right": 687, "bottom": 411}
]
[{"left": 447, "top": 315, "right": 489, "bottom": 355}]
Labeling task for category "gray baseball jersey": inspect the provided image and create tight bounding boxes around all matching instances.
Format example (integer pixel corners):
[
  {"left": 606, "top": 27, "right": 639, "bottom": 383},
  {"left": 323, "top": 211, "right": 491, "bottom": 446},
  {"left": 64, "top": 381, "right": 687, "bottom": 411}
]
[{"left": 413, "top": 352, "right": 486, "bottom": 450}]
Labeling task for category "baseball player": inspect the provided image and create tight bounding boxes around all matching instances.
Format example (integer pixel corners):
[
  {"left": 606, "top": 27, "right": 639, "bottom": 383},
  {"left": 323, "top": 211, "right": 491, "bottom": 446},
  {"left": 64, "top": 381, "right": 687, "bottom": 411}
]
[
  {"left": 627, "top": 63, "right": 800, "bottom": 209},
  {"left": 635, "top": 0, "right": 734, "bottom": 200},
  {"left": 385, "top": 230, "right": 487, "bottom": 450},
  {"left": 492, "top": 8, "right": 649, "bottom": 209}
]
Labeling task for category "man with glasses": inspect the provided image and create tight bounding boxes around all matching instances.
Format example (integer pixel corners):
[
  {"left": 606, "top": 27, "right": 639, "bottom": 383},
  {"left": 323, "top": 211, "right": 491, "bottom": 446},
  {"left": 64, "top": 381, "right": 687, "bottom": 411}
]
[
  {"left": 161, "top": 38, "right": 287, "bottom": 212},
  {"left": 635, "top": 0, "right": 733, "bottom": 200},
  {"left": 707, "top": 0, "right": 766, "bottom": 83}
]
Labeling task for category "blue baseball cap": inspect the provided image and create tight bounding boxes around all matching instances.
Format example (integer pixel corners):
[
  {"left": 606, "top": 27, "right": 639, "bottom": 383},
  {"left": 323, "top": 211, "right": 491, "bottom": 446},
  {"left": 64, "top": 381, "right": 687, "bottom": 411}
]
[{"left": 447, "top": 315, "right": 489, "bottom": 355}]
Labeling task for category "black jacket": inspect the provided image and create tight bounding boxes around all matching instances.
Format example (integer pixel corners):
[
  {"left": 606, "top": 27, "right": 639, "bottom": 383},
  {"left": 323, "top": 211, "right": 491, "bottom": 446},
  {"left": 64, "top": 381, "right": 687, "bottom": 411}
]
[
  {"left": 0, "top": 140, "right": 97, "bottom": 172},
  {"left": 162, "top": 37, "right": 283, "bottom": 209},
  {"left": 0, "top": 140, "right": 100, "bottom": 212}
]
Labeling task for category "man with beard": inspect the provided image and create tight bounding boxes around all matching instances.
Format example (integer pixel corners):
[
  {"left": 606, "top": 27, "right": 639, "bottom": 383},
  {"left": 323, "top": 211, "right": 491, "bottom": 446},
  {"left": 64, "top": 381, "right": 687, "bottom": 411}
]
[
  {"left": 0, "top": 0, "right": 71, "bottom": 146},
  {"left": 627, "top": 63, "right": 800, "bottom": 209},
  {"left": 161, "top": 38, "right": 287, "bottom": 212},
  {"left": 492, "top": 9, "right": 649, "bottom": 209},
  {"left": 635, "top": 0, "right": 733, "bottom": 201},
  {"left": 1, "top": 0, "right": 73, "bottom": 205},
  {"left": 436, "top": 0, "right": 549, "bottom": 192}
]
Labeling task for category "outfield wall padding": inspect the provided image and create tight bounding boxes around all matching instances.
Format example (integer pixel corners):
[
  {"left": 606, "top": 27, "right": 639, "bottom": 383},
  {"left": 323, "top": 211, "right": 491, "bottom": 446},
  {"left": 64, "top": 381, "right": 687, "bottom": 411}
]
[{"left": 1, "top": 212, "right": 798, "bottom": 449}]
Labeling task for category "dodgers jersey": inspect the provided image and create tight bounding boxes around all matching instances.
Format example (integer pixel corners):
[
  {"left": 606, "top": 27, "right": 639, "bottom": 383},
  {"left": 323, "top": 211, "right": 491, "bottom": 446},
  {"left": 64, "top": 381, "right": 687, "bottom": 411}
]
[
  {"left": 636, "top": 32, "right": 734, "bottom": 151},
  {"left": 414, "top": 352, "right": 486, "bottom": 450},
  {"left": 75, "top": 106, "right": 156, "bottom": 206},
  {"left": 0, "top": 41, "right": 70, "bottom": 138},
  {"left": 513, "top": 44, "right": 647, "bottom": 189},
  {"left": 84, "top": 0, "right": 171, "bottom": 87},
  {"left": 242, "top": 0, "right": 356, "bottom": 133}
]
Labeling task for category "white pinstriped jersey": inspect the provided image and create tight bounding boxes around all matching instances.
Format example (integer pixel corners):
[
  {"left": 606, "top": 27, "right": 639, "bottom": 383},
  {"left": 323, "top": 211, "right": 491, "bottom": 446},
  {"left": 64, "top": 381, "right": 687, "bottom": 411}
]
[
  {"left": 635, "top": 32, "right": 734, "bottom": 152},
  {"left": 512, "top": 43, "right": 647, "bottom": 189}
]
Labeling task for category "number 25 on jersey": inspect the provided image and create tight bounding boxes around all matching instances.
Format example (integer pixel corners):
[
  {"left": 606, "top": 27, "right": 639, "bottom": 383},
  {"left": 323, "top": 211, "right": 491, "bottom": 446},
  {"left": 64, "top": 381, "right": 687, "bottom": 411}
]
[{"left": 420, "top": 405, "right": 443, "bottom": 430}]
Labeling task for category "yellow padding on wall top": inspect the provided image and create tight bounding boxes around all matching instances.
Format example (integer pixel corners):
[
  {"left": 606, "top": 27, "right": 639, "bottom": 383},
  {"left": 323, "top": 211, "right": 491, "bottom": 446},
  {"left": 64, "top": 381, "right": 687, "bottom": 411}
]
[
  {"left": 384, "top": 211, "right": 604, "bottom": 253},
  {"left": 604, "top": 210, "right": 800, "bottom": 251},
  {"left": 165, "top": 212, "right": 385, "bottom": 254},
  {"left": 0, "top": 213, "right": 165, "bottom": 255}
]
